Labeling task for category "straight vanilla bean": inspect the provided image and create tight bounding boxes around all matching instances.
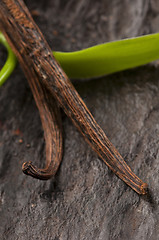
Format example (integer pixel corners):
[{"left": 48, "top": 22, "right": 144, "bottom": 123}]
[{"left": 0, "top": 0, "right": 148, "bottom": 194}]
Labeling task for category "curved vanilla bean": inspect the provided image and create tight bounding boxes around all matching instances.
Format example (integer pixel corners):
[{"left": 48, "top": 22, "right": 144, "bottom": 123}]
[
  {"left": 0, "top": 0, "right": 63, "bottom": 180},
  {"left": 22, "top": 87, "right": 63, "bottom": 180},
  {"left": 0, "top": 0, "right": 148, "bottom": 194}
]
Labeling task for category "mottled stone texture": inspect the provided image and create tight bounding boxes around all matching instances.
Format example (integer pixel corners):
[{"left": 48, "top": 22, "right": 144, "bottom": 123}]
[{"left": 0, "top": 0, "right": 159, "bottom": 239}]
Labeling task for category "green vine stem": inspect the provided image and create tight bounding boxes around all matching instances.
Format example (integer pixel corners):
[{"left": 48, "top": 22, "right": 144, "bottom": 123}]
[{"left": 0, "top": 31, "right": 17, "bottom": 86}]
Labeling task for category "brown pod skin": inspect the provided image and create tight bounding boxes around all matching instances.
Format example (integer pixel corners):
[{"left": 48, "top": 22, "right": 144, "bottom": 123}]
[
  {"left": 22, "top": 88, "right": 63, "bottom": 180},
  {"left": 0, "top": 0, "right": 148, "bottom": 194}
]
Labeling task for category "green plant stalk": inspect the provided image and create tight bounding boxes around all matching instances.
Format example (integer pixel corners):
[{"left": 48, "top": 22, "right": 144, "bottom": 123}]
[
  {"left": 0, "top": 32, "right": 17, "bottom": 86},
  {"left": 1, "top": 31, "right": 159, "bottom": 86}
]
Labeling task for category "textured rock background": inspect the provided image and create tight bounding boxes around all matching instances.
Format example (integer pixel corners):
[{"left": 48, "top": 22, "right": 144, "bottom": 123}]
[{"left": 0, "top": 0, "right": 159, "bottom": 239}]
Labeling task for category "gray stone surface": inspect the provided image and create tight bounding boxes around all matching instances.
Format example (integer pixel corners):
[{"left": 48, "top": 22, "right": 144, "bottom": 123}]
[{"left": 0, "top": 0, "right": 159, "bottom": 239}]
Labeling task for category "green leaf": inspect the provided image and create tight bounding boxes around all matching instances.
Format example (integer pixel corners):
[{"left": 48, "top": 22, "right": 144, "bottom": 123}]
[
  {"left": 53, "top": 33, "right": 159, "bottom": 79},
  {"left": 1, "top": 31, "right": 159, "bottom": 87}
]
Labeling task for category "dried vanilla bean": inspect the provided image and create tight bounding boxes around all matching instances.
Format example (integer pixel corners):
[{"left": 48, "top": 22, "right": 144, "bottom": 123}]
[{"left": 0, "top": 0, "right": 148, "bottom": 194}]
